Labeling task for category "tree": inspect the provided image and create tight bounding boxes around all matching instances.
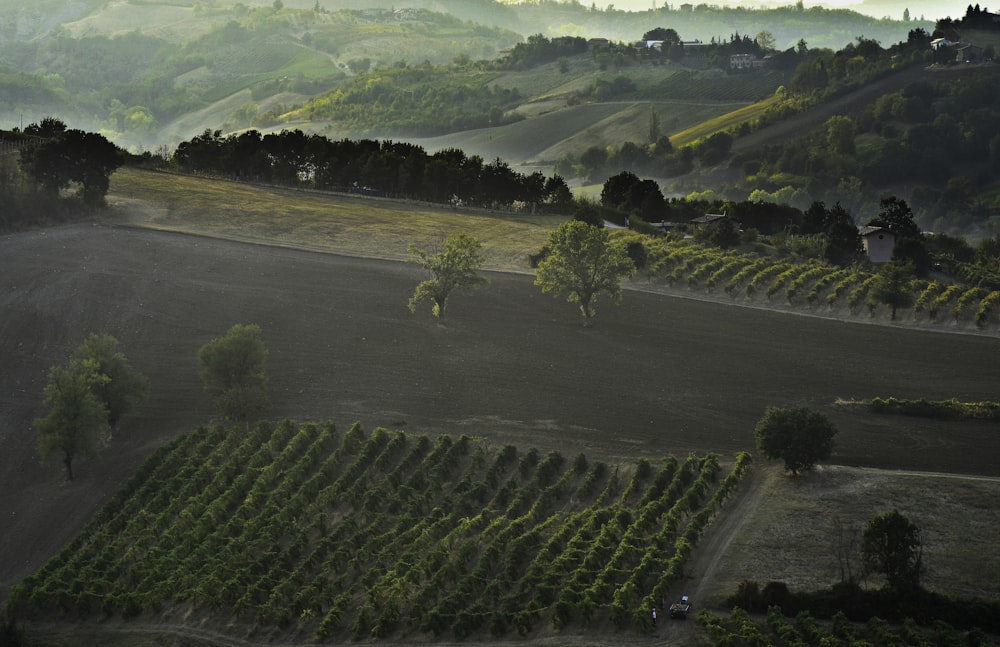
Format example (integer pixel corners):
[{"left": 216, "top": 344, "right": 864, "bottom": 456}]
[
  {"left": 862, "top": 510, "right": 923, "bottom": 593},
  {"left": 825, "top": 115, "right": 856, "bottom": 155},
  {"left": 197, "top": 324, "right": 271, "bottom": 425},
  {"left": 756, "top": 30, "right": 777, "bottom": 51},
  {"left": 868, "top": 261, "right": 917, "bottom": 320},
  {"left": 408, "top": 233, "right": 488, "bottom": 318},
  {"left": 868, "top": 196, "right": 921, "bottom": 239},
  {"left": 18, "top": 127, "right": 124, "bottom": 206},
  {"left": 534, "top": 220, "right": 635, "bottom": 326},
  {"left": 70, "top": 334, "right": 148, "bottom": 431},
  {"left": 601, "top": 171, "right": 641, "bottom": 210},
  {"left": 35, "top": 361, "right": 109, "bottom": 480},
  {"left": 754, "top": 406, "right": 838, "bottom": 474}
]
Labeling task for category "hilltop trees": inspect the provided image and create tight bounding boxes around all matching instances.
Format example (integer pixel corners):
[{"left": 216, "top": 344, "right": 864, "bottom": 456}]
[
  {"left": 408, "top": 233, "right": 489, "bottom": 318},
  {"left": 754, "top": 406, "right": 838, "bottom": 474},
  {"left": 34, "top": 335, "right": 147, "bottom": 480},
  {"left": 18, "top": 120, "right": 124, "bottom": 206},
  {"left": 535, "top": 221, "right": 635, "bottom": 326},
  {"left": 601, "top": 171, "right": 665, "bottom": 222},
  {"left": 198, "top": 324, "right": 271, "bottom": 425},
  {"left": 172, "top": 131, "right": 573, "bottom": 212}
]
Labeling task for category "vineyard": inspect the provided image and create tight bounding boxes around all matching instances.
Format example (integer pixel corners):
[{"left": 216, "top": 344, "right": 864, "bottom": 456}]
[
  {"left": 650, "top": 70, "right": 783, "bottom": 103},
  {"left": 641, "top": 239, "right": 1000, "bottom": 330},
  {"left": 5, "top": 420, "right": 751, "bottom": 641},
  {"left": 698, "top": 606, "right": 998, "bottom": 647}
]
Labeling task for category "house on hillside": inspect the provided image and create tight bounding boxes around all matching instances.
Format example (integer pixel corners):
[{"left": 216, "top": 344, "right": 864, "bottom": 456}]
[
  {"left": 860, "top": 226, "right": 895, "bottom": 264},
  {"left": 731, "top": 53, "right": 754, "bottom": 69},
  {"left": 955, "top": 43, "right": 984, "bottom": 62}
]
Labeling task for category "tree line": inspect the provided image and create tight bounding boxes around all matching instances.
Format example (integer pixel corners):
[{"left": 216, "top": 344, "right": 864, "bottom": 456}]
[
  {"left": 1, "top": 118, "right": 124, "bottom": 232},
  {"left": 170, "top": 128, "right": 574, "bottom": 211}
]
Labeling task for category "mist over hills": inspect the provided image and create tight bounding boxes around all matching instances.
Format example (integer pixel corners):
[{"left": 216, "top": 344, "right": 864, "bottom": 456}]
[{"left": 0, "top": 0, "right": 930, "bottom": 145}]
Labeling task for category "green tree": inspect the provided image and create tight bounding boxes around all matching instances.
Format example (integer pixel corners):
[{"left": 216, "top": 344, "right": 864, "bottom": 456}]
[
  {"left": 35, "top": 361, "right": 109, "bottom": 480},
  {"left": 868, "top": 261, "right": 916, "bottom": 320},
  {"left": 408, "top": 233, "right": 488, "bottom": 318},
  {"left": 862, "top": 510, "right": 923, "bottom": 593},
  {"left": 70, "top": 334, "right": 148, "bottom": 431},
  {"left": 756, "top": 30, "right": 777, "bottom": 51},
  {"left": 825, "top": 115, "right": 856, "bottom": 155},
  {"left": 534, "top": 221, "right": 635, "bottom": 326},
  {"left": 197, "top": 324, "right": 271, "bottom": 425},
  {"left": 868, "top": 196, "right": 921, "bottom": 239},
  {"left": 18, "top": 126, "right": 124, "bottom": 206},
  {"left": 754, "top": 406, "right": 837, "bottom": 474}
]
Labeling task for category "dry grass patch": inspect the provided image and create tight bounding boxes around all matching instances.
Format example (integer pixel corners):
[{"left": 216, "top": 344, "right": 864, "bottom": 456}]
[
  {"left": 702, "top": 464, "right": 1000, "bottom": 605},
  {"left": 107, "top": 168, "right": 563, "bottom": 272},
  {"left": 670, "top": 94, "right": 782, "bottom": 148}
]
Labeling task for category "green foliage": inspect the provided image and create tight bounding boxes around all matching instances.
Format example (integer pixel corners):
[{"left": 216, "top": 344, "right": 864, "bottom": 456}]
[
  {"left": 754, "top": 406, "right": 837, "bottom": 474},
  {"left": 34, "top": 361, "right": 110, "bottom": 480},
  {"left": 8, "top": 421, "right": 752, "bottom": 639},
  {"left": 862, "top": 510, "right": 923, "bottom": 594},
  {"left": 407, "top": 233, "right": 488, "bottom": 318},
  {"left": 70, "top": 334, "right": 148, "bottom": 430},
  {"left": 863, "top": 397, "right": 1000, "bottom": 421},
  {"left": 290, "top": 63, "right": 522, "bottom": 136},
  {"left": 18, "top": 124, "right": 124, "bottom": 206},
  {"left": 867, "top": 261, "right": 917, "bottom": 320},
  {"left": 535, "top": 221, "right": 635, "bottom": 325},
  {"left": 700, "top": 604, "right": 994, "bottom": 647},
  {"left": 197, "top": 323, "right": 271, "bottom": 424}
]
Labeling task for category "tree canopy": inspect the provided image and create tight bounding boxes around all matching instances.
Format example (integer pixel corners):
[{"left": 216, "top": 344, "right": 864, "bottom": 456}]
[
  {"left": 34, "top": 361, "right": 109, "bottom": 480},
  {"left": 197, "top": 324, "right": 271, "bottom": 425},
  {"left": 18, "top": 121, "right": 124, "bottom": 206},
  {"left": 534, "top": 221, "right": 635, "bottom": 326},
  {"left": 754, "top": 406, "right": 837, "bottom": 474},
  {"left": 408, "top": 233, "right": 489, "bottom": 318},
  {"left": 868, "top": 261, "right": 917, "bottom": 320},
  {"left": 70, "top": 333, "right": 148, "bottom": 431},
  {"left": 862, "top": 509, "right": 923, "bottom": 594}
]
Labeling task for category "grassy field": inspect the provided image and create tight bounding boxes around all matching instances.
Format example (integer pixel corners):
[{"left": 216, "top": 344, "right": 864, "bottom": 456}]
[
  {"left": 669, "top": 94, "right": 783, "bottom": 148},
  {"left": 108, "top": 168, "right": 562, "bottom": 272}
]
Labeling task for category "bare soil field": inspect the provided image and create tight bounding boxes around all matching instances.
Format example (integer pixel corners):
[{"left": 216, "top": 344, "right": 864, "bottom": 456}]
[{"left": 2, "top": 213, "right": 999, "bottom": 644}]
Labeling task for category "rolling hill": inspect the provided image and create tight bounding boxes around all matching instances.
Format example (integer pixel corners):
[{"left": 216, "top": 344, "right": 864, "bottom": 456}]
[{"left": 2, "top": 202, "right": 1000, "bottom": 643}]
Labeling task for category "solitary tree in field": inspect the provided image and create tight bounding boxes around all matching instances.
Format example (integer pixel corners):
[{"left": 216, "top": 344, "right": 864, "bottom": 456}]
[
  {"left": 35, "top": 361, "right": 109, "bottom": 480},
  {"left": 862, "top": 510, "right": 923, "bottom": 594},
  {"left": 71, "top": 334, "right": 148, "bottom": 432},
  {"left": 535, "top": 220, "right": 635, "bottom": 326},
  {"left": 754, "top": 406, "right": 837, "bottom": 474},
  {"left": 408, "top": 233, "right": 488, "bottom": 318},
  {"left": 868, "top": 261, "right": 917, "bottom": 320},
  {"left": 198, "top": 324, "right": 271, "bottom": 425}
]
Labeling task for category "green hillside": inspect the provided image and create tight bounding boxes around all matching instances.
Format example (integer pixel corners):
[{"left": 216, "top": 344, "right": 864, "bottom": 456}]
[{"left": 6, "top": 419, "right": 750, "bottom": 640}]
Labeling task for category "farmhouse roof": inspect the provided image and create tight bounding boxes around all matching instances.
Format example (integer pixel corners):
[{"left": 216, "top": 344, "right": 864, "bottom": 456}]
[
  {"left": 690, "top": 213, "right": 727, "bottom": 225},
  {"left": 859, "top": 225, "right": 893, "bottom": 238}
]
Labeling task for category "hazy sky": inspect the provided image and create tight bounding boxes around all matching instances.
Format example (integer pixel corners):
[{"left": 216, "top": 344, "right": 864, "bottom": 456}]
[{"left": 605, "top": 0, "right": 970, "bottom": 20}]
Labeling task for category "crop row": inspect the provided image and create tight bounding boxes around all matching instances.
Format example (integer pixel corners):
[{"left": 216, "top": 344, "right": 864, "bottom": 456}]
[
  {"left": 697, "top": 606, "right": 992, "bottom": 647},
  {"left": 643, "top": 240, "right": 1000, "bottom": 328},
  {"left": 7, "top": 421, "right": 752, "bottom": 640}
]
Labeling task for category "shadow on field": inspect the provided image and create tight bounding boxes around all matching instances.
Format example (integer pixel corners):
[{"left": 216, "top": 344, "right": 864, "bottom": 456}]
[{"left": 2, "top": 223, "right": 999, "bottom": 597}]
